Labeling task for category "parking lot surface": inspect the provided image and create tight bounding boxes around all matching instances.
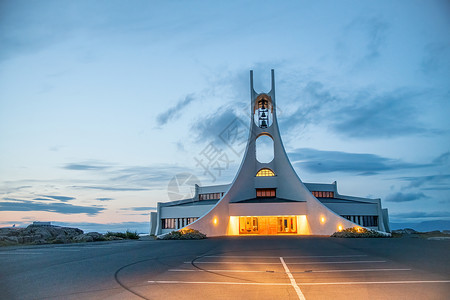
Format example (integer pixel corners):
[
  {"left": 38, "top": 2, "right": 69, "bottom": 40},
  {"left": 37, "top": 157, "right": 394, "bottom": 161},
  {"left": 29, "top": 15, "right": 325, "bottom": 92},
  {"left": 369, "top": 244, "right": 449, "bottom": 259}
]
[{"left": 1, "top": 236, "right": 449, "bottom": 299}]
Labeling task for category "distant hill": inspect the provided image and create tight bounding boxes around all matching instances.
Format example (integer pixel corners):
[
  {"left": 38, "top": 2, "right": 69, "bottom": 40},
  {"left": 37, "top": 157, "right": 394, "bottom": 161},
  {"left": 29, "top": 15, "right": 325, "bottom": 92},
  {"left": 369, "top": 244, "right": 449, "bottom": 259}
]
[{"left": 390, "top": 220, "right": 450, "bottom": 232}]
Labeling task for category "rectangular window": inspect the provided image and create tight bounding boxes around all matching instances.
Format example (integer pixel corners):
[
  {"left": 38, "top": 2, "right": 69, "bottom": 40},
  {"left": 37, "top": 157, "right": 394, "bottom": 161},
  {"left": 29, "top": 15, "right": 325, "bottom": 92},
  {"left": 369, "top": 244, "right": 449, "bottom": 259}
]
[{"left": 256, "top": 188, "right": 276, "bottom": 198}]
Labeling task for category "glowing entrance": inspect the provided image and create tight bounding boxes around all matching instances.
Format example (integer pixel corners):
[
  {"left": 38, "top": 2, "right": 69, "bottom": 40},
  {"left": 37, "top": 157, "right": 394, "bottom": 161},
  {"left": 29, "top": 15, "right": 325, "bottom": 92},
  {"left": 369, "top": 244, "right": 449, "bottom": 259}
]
[{"left": 239, "top": 216, "right": 297, "bottom": 235}]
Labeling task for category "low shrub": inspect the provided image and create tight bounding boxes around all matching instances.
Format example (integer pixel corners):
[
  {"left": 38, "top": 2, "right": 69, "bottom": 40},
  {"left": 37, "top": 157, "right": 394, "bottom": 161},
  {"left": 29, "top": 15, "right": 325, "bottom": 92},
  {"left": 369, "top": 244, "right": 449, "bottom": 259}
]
[
  {"left": 105, "top": 230, "right": 139, "bottom": 240},
  {"left": 159, "top": 229, "right": 207, "bottom": 240},
  {"left": 331, "top": 227, "right": 389, "bottom": 238}
]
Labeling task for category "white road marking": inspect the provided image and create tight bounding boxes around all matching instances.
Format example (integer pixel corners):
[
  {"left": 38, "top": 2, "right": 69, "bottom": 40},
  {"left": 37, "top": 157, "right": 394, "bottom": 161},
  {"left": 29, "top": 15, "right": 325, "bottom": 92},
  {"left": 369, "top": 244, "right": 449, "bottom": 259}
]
[
  {"left": 169, "top": 269, "right": 276, "bottom": 273},
  {"left": 187, "top": 260, "right": 386, "bottom": 265},
  {"left": 203, "top": 255, "right": 367, "bottom": 259},
  {"left": 0, "top": 252, "right": 43, "bottom": 255},
  {"left": 295, "top": 268, "right": 411, "bottom": 273},
  {"left": 169, "top": 268, "right": 411, "bottom": 273},
  {"left": 299, "top": 280, "right": 450, "bottom": 285},
  {"left": 148, "top": 281, "right": 291, "bottom": 286},
  {"left": 280, "top": 257, "right": 306, "bottom": 300},
  {"left": 148, "top": 280, "right": 450, "bottom": 286},
  {"left": 288, "top": 260, "right": 386, "bottom": 265}
]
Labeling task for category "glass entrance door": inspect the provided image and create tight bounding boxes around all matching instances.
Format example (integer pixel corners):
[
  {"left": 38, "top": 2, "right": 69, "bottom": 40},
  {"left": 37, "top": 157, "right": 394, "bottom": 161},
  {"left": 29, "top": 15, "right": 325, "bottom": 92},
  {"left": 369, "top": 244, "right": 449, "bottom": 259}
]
[{"left": 238, "top": 216, "right": 297, "bottom": 234}]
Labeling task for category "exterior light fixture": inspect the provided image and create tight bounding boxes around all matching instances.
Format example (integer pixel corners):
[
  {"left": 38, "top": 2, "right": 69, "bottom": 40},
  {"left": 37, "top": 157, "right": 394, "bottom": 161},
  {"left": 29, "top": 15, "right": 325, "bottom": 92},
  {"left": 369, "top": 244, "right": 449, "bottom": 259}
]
[
  {"left": 320, "top": 217, "right": 326, "bottom": 224},
  {"left": 213, "top": 217, "right": 218, "bottom": 225},
  {"left": 338, "top": 225, "right": 343, "bottom": 232}
]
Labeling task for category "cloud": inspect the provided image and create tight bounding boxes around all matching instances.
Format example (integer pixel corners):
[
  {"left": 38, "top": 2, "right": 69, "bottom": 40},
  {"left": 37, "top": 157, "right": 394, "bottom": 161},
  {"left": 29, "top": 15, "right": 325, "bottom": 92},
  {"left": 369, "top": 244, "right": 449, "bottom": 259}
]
[
  {"left": 63, "top": 163, "right": 110, "bottom": 171},
  {"left": 39, "top": 195, "right": 76, "bottom": 202},
  {"left": 0, "top": 198, "right": 104, "bottom": 215},
  {"left": 109, "top": 164, "right": 197, "bottom": 188},
  {"left": 280, "top": 81, "right": 438, "bottom": 140},
  {"left": 289, "top": 148, "right": 427, "bottom": 175},
  {"left": 96, "top": 197, "right": 114, "bottom": 201},
  {"left": 421, "top": 42, "right": 450, "bottom": 75},
  {"left": 156, "top": 94, "right": 196, "bottom": 126},
  {"left": 399, "top": 174, "right": 450, "bottom": 189},
  {"left": 191, "top": 107, "right": 244, "bottom": 144},
  {"left": 337, "top": 16, "right": 389, "bottom": 65},
  {"left": 72, "top": 186, "right": 149, "bottom": 192},
  {"left": 385, "top": 192, "right": 428, "bottom": 202},
  {"left": 332, "top": 89, "right": 432, "bottom": 138},
  {"left": 121, "top": 206, "right": 157, "bottom": 211},
  {"left": 390, "top": 211, "right": 450, "bottom": 219},
  {"left": 433, "top": 151, "right": 450, "bottom": 165}
]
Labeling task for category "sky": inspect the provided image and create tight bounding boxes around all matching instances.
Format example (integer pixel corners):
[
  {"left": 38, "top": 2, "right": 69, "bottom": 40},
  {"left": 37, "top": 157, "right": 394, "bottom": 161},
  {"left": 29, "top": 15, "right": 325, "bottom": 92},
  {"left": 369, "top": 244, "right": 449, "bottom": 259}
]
[{"left": 0, "top": 0, "right": 449, "bottom": 233}]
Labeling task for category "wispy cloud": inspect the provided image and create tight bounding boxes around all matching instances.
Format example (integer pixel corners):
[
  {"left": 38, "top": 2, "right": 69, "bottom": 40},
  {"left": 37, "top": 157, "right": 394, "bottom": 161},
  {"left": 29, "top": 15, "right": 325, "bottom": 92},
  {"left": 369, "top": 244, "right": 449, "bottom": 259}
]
[
  {"left": 0, "top": 198, "right": 104, "bottom": 215},
  {"left": 421, "top": 42, "right": 450, "bottom": 75},
  {"left": 390, "top": 211, "right": 450, "bottom": 219},
  {"left": 39, "top": 195, "right": 76, "bottom": 202},
  {"left": 156, "top": 94, "right": 196, "bottom": 126},
  {"left": 332, "top": 89, "right": 432, "bottom": 138},
  {"left": 120, "top": 206, "right": 157, "bottom": 211},
  {"left": 72, "top": 186, "right": 149, "bottom": 192},
  {"left": 63, "top": 163, "right": 110, "bottom": 171},
  {"left": 96, "top": 197, "right": 114, "bottom": 201},
  {"left": 385, "top": 192, "right": 428, "bottom": 203},
  {"left": 191, "top": 108, "right": 242, "bottom": 144},
  {"left": 399, "top": 174, "right": 450, "bottom": 189},
  {"left": 336, "top": 16, "right": 389, "bottom": 65},
  {"left": 280, "top": 82, "right": 438, "bottom": 140},
  {"left": 289, "top": 148, "right": 428, "bottom": 175}
]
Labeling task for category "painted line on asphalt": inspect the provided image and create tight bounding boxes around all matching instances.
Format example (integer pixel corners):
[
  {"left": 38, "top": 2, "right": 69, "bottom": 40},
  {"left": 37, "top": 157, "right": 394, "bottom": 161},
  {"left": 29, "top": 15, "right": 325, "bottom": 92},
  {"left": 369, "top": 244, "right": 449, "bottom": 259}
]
[
  {"left": 186, "top": 260, "right": 386, "bottom": 265},
  {"left": 203, "top": 255, "right": 367, "bottom": 259},
  {"left": 169, "top": 268, "right": 411, "bottom": 273},
  {"left": 148, "top": 281, "right": 291, "bottom": 286},
  {"left": 169, "top": 269, "right": 280, "bottom": 273},
  {"left": 294, "top": 268, "right": 411, "bottom": 273},
  {"left": 298, "top": 280, "right": 450, "bottom": 285},
  {"left": 288, "top": 260, "right": 386, "bottom": 265},
  {"left": 148, "top": 280, "right": 450, "bottom": 286},
  {"left": 0, "top": 252, "right": 43, "bottom": 255},
  {"left": 187, "top": 261, "right": 281, "bottom": 264},
  {"left": 280, "top": 257, "right": 306, "bottom": 300}
]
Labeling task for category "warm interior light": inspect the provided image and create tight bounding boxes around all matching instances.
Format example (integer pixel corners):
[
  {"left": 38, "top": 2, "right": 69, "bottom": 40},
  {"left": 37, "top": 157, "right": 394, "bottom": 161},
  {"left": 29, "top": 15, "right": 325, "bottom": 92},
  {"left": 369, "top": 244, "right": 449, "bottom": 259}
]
[{"left": 338, "top": 225, "right": 343, "bottom": 231}]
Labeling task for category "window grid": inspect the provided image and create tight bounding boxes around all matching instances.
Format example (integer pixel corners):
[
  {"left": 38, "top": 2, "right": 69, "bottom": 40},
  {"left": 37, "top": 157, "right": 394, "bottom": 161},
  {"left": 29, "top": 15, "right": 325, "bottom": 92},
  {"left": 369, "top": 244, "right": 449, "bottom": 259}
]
[
  {"left": 256, "top": 188, "right": 276, "bottom": 198},
  {"left": 256, "top": 168, "right": 275, "bottom": 177},
  {"left": 312, "top": 191, "right": 334, "bottom": 198},
  {"left": 199, "top": 192, "right": 224, "bottom": 200},
  {"left": 161, "top": 217, "right": 199, "bottom": 229}
]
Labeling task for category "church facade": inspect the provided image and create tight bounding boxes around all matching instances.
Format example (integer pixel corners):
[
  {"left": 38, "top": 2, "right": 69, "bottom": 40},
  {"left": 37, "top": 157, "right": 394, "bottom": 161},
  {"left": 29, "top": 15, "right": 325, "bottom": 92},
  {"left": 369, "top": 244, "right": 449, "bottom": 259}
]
[{"left": 153, "top": 70, "right": 390, "bottom": 237}]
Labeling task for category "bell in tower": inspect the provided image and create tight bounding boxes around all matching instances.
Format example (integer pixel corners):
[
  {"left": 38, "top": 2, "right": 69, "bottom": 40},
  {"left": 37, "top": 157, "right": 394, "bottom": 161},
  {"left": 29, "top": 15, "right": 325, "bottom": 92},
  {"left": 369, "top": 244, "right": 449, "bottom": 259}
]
[{"left": 258, "top": 99, "right": 269, "bottom": 128}]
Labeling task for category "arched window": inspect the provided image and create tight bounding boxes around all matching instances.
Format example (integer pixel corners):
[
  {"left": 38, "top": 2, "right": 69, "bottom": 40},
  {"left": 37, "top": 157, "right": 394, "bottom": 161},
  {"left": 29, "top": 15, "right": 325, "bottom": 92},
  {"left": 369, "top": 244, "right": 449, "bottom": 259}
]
[{"left": 256, "top": 168, "right": 275, "bottom": 177}]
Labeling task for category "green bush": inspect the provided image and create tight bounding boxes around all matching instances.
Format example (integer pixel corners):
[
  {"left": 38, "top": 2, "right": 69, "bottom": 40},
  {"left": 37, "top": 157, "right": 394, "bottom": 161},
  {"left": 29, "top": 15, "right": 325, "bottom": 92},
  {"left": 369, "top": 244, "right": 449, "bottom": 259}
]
[
  {"left": 331, "top": 227, "right": 389, "bottom": 238},
  {"left": 105, "top": 230, "right": 139, "bottom": 240},
  {"left": 159, "top": 229, "right": 207, "bottom": 240}
]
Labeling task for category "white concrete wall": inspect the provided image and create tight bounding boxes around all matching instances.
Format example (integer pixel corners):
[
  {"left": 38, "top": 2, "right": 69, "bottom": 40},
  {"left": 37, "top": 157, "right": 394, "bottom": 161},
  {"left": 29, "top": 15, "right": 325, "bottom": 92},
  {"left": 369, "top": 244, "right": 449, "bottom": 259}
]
[{"left": 229, "top": 202, "right": 307, "bottom": 216}]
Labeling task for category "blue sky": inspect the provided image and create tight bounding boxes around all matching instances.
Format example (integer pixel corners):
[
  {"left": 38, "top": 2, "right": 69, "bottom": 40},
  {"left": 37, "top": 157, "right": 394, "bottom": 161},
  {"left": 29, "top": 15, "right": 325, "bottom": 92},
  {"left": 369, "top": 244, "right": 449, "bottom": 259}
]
[{"left": 1, "top": 0, "right": 449, "bottom": 232}]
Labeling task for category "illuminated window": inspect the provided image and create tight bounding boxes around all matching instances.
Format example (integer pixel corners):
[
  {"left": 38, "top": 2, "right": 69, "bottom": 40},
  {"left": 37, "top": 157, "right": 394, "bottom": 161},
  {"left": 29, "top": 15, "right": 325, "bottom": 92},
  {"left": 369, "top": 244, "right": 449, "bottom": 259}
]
[
  {"left": 161, "top": 217, "right": 198, "bottom": 229},
  {"left": 256, "top": 188, "right": 276, "bottom": 197},
  {"left": 256, "top": 168, "right": 275, "bottom": 177},
  {"left": 199, "top": 193, "right": 222, "bottom": 200},
  {"left": 312, "top": 191, "right": 334, "bottom": 198}
]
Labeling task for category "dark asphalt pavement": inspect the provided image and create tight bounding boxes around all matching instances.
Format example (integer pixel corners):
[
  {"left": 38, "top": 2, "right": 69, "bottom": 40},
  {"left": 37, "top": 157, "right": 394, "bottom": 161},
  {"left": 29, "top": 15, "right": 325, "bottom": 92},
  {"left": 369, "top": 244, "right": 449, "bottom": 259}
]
[{"left": 0, "top": 236, "right": 449, "bottom": 299}]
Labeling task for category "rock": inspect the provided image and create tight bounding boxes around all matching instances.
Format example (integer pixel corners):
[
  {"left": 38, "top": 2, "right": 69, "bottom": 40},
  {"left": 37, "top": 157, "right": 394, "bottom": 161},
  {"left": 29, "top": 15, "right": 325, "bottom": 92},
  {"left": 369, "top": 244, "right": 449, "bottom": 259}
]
[
  {"left": 72, "top": 234, "right": 94, "bottom": 243},
  {"left": 392, "top": 228, "right": 417, "bottom": 235},
  {"left": 86, "top": 232, "right": 105, "bottom": 241}
]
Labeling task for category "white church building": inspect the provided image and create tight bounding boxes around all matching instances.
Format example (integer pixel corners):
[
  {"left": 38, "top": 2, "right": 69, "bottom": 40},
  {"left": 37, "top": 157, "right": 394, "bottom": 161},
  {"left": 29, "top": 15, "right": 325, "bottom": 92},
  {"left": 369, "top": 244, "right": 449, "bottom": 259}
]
[{"left": 152, "top": 70, "right": 390, "bottom": 237}]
